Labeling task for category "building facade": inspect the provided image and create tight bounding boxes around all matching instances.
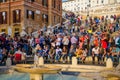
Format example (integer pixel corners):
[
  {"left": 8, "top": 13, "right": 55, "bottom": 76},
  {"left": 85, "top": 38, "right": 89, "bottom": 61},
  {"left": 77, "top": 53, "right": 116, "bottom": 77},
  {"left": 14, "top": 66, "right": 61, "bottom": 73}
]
[
  {"left": 0, "top": 0, "right": 62, "bottom": 36},
  {"left": 62, "top": 0, "right": 120, "bottom": 19},
  {"left": 62, "top": 0, "right": 75, "bottom": 12},
  {"left": 89, "top": 0, "right": 120, "bottom": 18},
  {"left": 62, "top": 0, "right": 90, "bottom": 13}
]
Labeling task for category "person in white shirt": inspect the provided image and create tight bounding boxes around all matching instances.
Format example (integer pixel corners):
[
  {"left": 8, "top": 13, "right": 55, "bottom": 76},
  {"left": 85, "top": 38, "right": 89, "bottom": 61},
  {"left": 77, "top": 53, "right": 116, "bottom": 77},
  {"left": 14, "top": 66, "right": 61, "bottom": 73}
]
[
  {"left": 14, "top": 48, "right": 22, "bottom": 55},
  {"left": 92, "top": 46, "right": 100, "bottom": 64},
  {"left": 56, "top": 34, "right": 62, "bottom": 47},
  {"left": 55, "top": 46, "right": 62, "bottom": 62},
  {"left": 62, "top": 36, "right": 69, "bottom": 49}
]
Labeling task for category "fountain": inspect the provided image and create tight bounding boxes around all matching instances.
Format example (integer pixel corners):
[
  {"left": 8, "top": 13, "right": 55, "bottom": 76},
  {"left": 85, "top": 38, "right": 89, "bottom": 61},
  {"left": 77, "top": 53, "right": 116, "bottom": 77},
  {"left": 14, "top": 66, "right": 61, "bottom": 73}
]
[
  {"left": 12, "top": 56, "right": 62, "bottom": 80},
  {"left": 0, "top": 57, "right": 94, "bottom": 80},
  {"left": 13, "top": 64, "right": 61, "bottom": 74}
]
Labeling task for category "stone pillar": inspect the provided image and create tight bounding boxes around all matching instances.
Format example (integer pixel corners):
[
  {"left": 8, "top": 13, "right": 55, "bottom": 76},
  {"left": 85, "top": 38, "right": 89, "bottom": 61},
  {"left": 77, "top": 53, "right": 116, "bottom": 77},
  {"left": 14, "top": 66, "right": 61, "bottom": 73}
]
[
  {"left": 67, "top": 56, "right": 70, "bottom": 62},
  {"left": 38, "top": 57, "right": 44, "bottom": 66},
  {"left": 72, "top": 57, "right": 77, "bottom": 66},
  {"left": 48, "top": 0, "right": 52, "bottom": 26},
  {"left": 106, "top": 58, "right": 113, "bottom": 68},
  {"left": 6, "top": 58, "right": 12, "bottom": 68}
]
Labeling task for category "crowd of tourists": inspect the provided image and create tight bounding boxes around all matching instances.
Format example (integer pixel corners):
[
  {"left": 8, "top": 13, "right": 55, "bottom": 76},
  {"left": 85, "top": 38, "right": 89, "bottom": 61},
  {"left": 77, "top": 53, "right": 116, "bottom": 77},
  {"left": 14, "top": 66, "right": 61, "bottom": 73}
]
[{"left": 0, "top": 15, "right": 120, "bottom": 65}]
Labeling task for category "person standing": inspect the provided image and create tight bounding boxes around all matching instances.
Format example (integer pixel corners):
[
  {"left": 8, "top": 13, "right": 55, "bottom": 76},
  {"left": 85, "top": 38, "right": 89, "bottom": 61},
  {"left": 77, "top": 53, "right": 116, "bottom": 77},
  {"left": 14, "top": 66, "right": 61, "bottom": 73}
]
[{"left": 71, "top": 33, "right": 78, "bottom": 49}]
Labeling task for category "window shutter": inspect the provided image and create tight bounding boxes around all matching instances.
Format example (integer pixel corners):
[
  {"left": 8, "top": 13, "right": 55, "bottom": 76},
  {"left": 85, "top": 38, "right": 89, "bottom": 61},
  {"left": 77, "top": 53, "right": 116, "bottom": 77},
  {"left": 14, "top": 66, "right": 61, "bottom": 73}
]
[
  {"left": 1, "top": 12, "right": 3, "bottom": 24},
  {"left": 42, "top": 14, "right": 44, "bottom": 21},
  {"left": 26, "top": 10, "right": 29, "bottom": 19},
  {"left": 4, "top": 11, "right": 7, "bottom": 24},
  {"left": 46, "top": 15, "right": 48, "bottom": 23},
  {"left": 18, "top": 10, "right": 21, "bottom": 22},
  {"left": 54, "top": 0, "right": 56, "bottom": 8},
  {"left": 42, "top": 0, "right": 44, "bottom": 6},
  {"left": 0, "top": 12, "right": 2, "bottom": 24},
  {"left": 13, "top": 10, "right": 16, "bottom": 23},
  {"left": 32, "top": 11, "right": 34, "bottom": 20}
]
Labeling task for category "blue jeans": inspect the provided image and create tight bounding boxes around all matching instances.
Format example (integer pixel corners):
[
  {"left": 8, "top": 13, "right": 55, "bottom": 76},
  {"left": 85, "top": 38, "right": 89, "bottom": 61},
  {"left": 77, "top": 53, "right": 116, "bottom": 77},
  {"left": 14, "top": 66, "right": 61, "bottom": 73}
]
[
  {"left": 69, "top": 53, "right": 75, "bottom": 61},
  {"left": 55, "top": 54, "right": 61, "bottom": 61},
  {"left": 92, "top": 54, "right": 101, "bottom": 64},
  {"left": 106, "top": 55, "right": 114, "bottom": 62}
]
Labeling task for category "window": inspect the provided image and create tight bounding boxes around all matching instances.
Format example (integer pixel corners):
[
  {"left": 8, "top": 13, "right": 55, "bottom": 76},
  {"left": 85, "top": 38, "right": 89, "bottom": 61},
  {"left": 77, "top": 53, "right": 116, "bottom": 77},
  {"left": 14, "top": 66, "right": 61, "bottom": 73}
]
[
  {"left": 42, "top": 14, "right": 48, "bottom": 23},
  {"left": 31, "top": 11, "right": 34, "bottom": 20},
  {"left": 58, "top": 4, "right": 61, "bottom": 11},
  {"left": 54, "top": 16, "right": 56, "bottom": 23},
  {"left": 42, "top": 0, "right": 48, "bottom": 7},
  {"left": 15, "top": 28, "right": 19, "bottom": 31},
  {"left": 0, "top": 0, "right": 7, "bottom": 3},
  {"left": 24, "top": 0, "right": 34, "bottom": 2},
  {"left": 52, "top": 0, "right": 56, "bottom": 8},
  {"left": 1, "top": 29, "right": 5, "bottom": 32},
  {"left": 0, "top": 11, "right": 7, "bottom": 24},
  {"left": 26, "top": 10, "right": 34, "bottom": 20},
  {"left": 13, "top": 10, "right": 21, "bottom": 23},
  {"left": 30, "top": 0, "right": 34, "bottom": 2}
]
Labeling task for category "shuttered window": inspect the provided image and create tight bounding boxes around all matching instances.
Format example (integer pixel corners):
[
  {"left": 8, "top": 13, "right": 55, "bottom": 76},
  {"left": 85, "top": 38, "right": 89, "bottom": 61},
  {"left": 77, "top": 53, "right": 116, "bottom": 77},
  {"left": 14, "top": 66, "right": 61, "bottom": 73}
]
[
  {"left": 54, "top": 0, "right": 56, "bottom": 8},
  {"left": 0, "top": 0, "right": 7, "bottom": 3},
  {"left": 26, "top": 10, "right": 29, "bottom": 19},
  {"left": 30, "top": 0, "right": 34, "bottom": 2},
  {"left": 42, "top": 0, "right": 48, "bottom": 7},
  {"left": 26, "top": 10, "right": 34, "bottom": 20},
  {"left": 18, "top": 10, "right": 21, "bottom": 22},
  {"left": 4, "top": 11, "right": 7, "bottom": 24},
  {"left": 0, "top": 11, "right": 7, "bottom": 24},
  {"left": 46, "top": 15, "right": 48, "bottom": 23},
  {"left": 1, "top": 29, "right": 6, "bottom": 32},
  {"left": 13, "top": 9, "right": 21, "bottom": 23},
  {"left": 13, "top": 10, "right": 16, "bottom": 23},
  {"left": 31, "top": 11, "right": 34, "bottom": 20},
  {"left": 0, "top": 12, "right": 2, "bottom": 24}
]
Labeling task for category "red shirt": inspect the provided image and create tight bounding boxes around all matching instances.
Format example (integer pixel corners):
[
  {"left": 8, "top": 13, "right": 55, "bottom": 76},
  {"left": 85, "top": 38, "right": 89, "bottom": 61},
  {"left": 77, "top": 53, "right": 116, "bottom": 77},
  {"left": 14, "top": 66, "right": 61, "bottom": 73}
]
[
  {"left": 94, "top": 39, "right": 99, "bottom": 47},
  {"left": 101, "top": 40, "right": 107, "bottom": 49}
]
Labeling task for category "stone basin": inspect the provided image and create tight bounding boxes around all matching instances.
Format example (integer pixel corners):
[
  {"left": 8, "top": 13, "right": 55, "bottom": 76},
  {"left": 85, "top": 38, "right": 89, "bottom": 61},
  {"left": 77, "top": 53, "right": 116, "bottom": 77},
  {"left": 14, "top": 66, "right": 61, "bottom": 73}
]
[{"left": 12, "top": 64, "right": 62, "bottom": 74}]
